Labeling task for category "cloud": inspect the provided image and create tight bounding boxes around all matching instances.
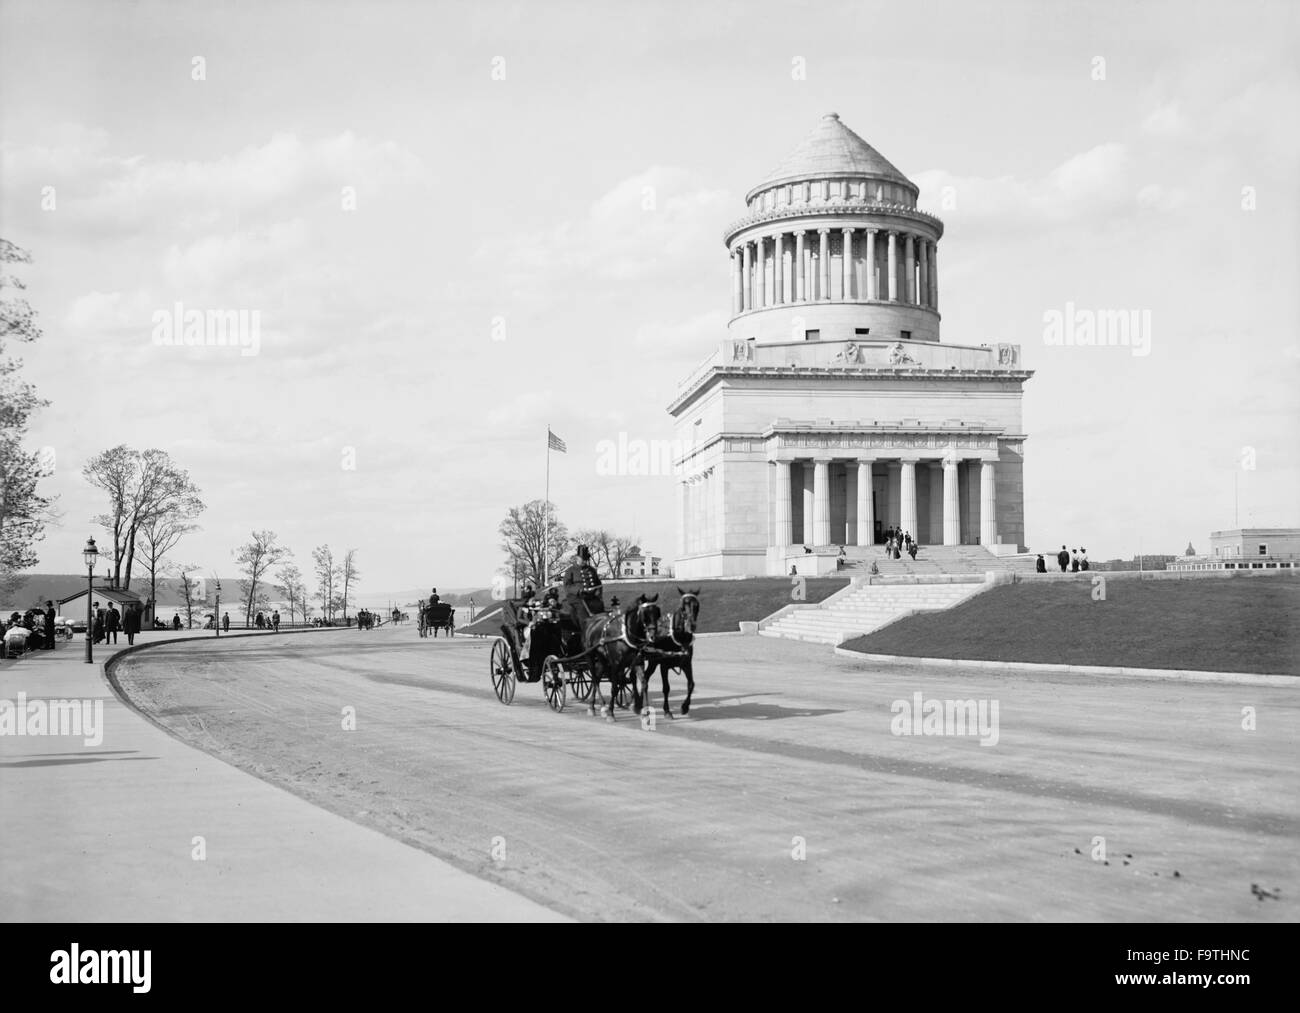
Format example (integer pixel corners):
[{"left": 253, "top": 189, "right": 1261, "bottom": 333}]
[
  {"left": 1, "top": 128, "right": 429, "bottom": 240},
  {"left": 914, "top": 143, "right": 1130, "bottom": 232},
  {"left": 480, "top": 165, "right": 730, "bottom": 298}
]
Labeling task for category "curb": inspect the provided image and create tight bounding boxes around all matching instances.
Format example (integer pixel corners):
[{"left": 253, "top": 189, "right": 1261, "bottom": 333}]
[{"left": 832, "top": 647, "right": 1298, "bottom": 686}]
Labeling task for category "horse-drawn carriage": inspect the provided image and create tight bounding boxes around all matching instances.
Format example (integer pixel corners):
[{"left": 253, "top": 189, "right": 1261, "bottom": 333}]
[
  {"left": 418, "top": 600, "right": 455, "bottom": 638},
  {"left": 489, "top": 589, "right": 700, "bottom": 720}
]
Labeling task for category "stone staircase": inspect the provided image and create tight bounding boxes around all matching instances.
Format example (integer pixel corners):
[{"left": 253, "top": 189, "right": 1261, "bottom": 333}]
[
  {"left": 759, "top": 577, "right": 986, "bottom": 645},
  {"left": 835, "top": 544, "right": 1038, "bottom": 577}
]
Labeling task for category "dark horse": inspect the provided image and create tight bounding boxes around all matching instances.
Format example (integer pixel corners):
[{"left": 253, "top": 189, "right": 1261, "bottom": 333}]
[
  {"left": 643, "top": 588, "right": 699, "bottom": 717},
  {"left": 580, "top": 594, "right": 661, "bottom": 722}
]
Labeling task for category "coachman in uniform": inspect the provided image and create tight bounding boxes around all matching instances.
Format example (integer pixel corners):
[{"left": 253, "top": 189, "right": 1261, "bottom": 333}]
[{"left": 562, "top": 545, "right": 605, "bottom": 627}]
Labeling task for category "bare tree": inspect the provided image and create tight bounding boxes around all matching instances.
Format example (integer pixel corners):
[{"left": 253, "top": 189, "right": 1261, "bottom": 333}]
[
  {"left": 137, "top": 497, "right": 204, "bottom": 622},
  {"left": 83, "top": 446, "right": 203, "bottom": 589},
  {"left": 277, "top": 562, "right": 306, "bottom": 625},
  {"left": 176, "top": 564, "right": 202, "bottom": 629},
  {"left": 340, "top": 549, "right": 360, "bottom": 623},
  {"left": 499, "top": 500, "right": 569, "bottom": 587},
  {"left": 234, "top": 530, "right": 289, "bottom": 627},
  {"left": 312, "top": 544, "right": 340, "bottom": 623}
]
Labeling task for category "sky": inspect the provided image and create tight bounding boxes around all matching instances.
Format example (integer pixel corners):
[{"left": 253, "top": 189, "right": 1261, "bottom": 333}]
[{"left": 1, "top": 0, "right": 1297, "bottom": 589}]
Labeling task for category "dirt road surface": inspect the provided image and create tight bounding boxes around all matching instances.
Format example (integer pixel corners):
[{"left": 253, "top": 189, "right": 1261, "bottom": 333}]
[{"left": 111, "top": 629, "right": 1299, "bottom": 921}]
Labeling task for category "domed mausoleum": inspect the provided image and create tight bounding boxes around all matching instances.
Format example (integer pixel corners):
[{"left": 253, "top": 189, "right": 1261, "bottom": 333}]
[{"left": 668, "top": 114, "right": 1033, "bottom": 578}]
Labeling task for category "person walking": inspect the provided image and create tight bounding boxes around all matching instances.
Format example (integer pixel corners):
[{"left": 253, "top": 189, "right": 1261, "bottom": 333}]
[
  {"left": 105, "top": 603, "right": 121, "bottom": 644},
  {"left": 1081, "top": 548, "right": 1090, "bottom": 571},
  {"left": 1057, "top": 545, "right": 1070, "bottom": 572},
  {"left": 222, "top": 612, "right": 230, "bottom": 632},
  {"left": 1071, "top": 549, "right": 1080, "bottom": 572},
  {"left": 172, "top": 613, "right": 182, "bottom": 631},
  {"left": 93, "top": 606, "right": 105, "bottom": 644},
  {"left": 1035, "top": 554, "right": 1046, "bottom": 573},
  {"left": 272, "top": 610, "right": 280, "bottom": 632},
  {"left": 43, "top": 600, "right": 56, "bottom": 650},
  {"left": 123, "top": 603, "right": 141, "bottom": 646}
]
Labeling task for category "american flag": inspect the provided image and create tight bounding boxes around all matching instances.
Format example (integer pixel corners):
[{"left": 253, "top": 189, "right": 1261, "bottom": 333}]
[{"left": 547, "top": 429, "right": 567, "bottom": 453}]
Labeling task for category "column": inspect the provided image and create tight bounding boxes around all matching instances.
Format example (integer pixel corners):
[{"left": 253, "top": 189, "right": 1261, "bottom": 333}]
[
  {"left": 930, "top": 242, "right": 938, "bottom": 309},
  {"left": 887, "top": 231, "right": 898, "bottom": 301},
  {"left": 794, "top": 231, "right": 806, "bottom": 302},
  {"left": 818, "top": 229, "right": 830, "bottom": 300},
  {"left": 856, "top": 460, "right": 875, "bottom": 546},
  {"left": 774, "top": 233, "right": 785, "bottom": 305},
  {"left": 802, "top": 463, "right": 814, "bottom": 545},
  {"left": 844, "top": 465, "right": 856, "bottom": 544},
  {"left": 755, "top": 237, "right": 766, "bottom": 309},
  {"left": 918, "top": 240, "right": 929, "bottom": 309},
  {"left": 900, "top": 460, "right": 918, "bottom": 540},
  {"left": 980, "top": 460, "right": 997, "bottom": 547},
  {"left": 886, "top": 461, "right": 901, "bottom": 527},
  {"left": 681, "top": 481, "right": 691, "bottom": 559},
  {"left": 865, "top": 229, "right": 877, "bottom": 301},
  {"left": 731, "top": 248, "right": 742, "bottom": 315},
  {"left": 943, "top": 455, "right": 960, "bottom": 545},
  {"left": 904, "top": 234, "right": 916, "bottom": 304},
  {"left": 741, "top": 242, "right": 752, "bottom": 312},
  {"left": 842, "top": 228, "right": 854, "bottom": 300},
  {"left": 928, "top": 465, "right": 943, "bottom": 544},
  {"left": 773, "top": 461, "right": 792, "bottom": 548},
  {"left": 813, "top": 459, "right": 831, "bottom": 545}
]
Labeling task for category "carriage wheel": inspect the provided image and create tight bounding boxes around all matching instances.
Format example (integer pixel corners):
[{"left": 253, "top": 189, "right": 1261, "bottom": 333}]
[
  {"left": 615, "top": 682, "right": 632, "bottom": 710},
  {"left": 489, "top": 639, "right": 516, "bottom": 705},
  {"left": 448, "top": 622, "right": 455, "bottom": 638},
  {"left": 570, "top": 667, "right": 593, "bottom": 703},
  {"left": 542, "top": 656, "right": 567, "bottom": 713}
]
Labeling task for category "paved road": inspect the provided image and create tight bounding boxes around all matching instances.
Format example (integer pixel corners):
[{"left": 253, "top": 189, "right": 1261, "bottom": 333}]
[{"left": 111, "top": 628, "right": 1299, "bottom": 921}]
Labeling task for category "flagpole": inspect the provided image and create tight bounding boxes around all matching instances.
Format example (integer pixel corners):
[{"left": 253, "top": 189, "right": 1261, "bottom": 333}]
[{"left": 544, "top": 427, "right": 550, "bottom": 585}]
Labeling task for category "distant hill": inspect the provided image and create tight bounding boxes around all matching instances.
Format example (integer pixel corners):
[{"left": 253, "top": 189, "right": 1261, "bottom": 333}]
[{"left": 2, "top": 573, "right": 195, "bottom": 614}]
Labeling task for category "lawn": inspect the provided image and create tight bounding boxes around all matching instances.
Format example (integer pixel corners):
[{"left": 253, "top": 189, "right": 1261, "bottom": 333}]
[
  {"left": 457, "top": 575, "right": 850, "bottom": 637},
  {"left": 841, "top": 576, "right": 1300, "bottom": 675}
]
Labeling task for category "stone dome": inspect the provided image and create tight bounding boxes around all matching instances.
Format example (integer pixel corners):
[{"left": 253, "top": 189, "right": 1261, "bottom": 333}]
[{"left": 746, "top": 113, "right": 915, "bottom": 203}]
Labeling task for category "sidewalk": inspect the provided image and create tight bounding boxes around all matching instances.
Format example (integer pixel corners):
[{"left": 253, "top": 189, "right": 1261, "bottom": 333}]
[{"left": 0, "top": 631, "right": 565, "bottom": 922}]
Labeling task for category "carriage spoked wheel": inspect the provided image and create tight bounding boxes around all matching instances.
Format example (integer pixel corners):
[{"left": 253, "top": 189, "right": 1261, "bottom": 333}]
[
  {"left": 489, "top": 638, "right": 516, "bottom": 705},
  {"left": 541, "top": 656, "right": 567, "bottom": 713},
  {"left": 614, "top": 683, "right": 632, "bottom": 710},
  {"left": 569, "top": 667, "right": 593, "bottom": 703}
]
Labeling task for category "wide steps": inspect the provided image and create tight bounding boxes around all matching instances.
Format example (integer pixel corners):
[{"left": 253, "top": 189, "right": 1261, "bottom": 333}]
[{"left": 760, "top": 581, "right": 979, "bottom": 644}]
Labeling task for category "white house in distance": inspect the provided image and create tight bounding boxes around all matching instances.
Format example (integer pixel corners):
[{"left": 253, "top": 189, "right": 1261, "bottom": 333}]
[
  {"left": 1167, "top": 528, "right": 1300, "bottom": 572},
  {"left": 669, "top": 113, "right": 1032, "bottom": 579},
  {"left": 619, "top": 549, "right": 662, "bottom": 578}
]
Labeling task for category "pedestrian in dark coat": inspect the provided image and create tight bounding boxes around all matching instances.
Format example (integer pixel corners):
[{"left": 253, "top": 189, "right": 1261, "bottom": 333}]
[
  {"left": 222, "top": 612, "right": 230, "bottom": 632},
  {"left": 44, "top": 601, "right": 56, "bottom": 650},
  {"left": 1057, "top": 545, "right": 1069, "bottom": 572},
  {"left": 172, "top": 613, "right": 182, "bottom": 631},
  {"left": 93, "top": 608, "right": 105, "bottom": 644},
  {"left": 123, "top": 604, "right": 141, "bottom": 645},
  {"left": 1036, "top": 554, "right": 1046, "bottom": 573},
  {"left": 106, "top": 604, "right": 121, "bottom": 644}
]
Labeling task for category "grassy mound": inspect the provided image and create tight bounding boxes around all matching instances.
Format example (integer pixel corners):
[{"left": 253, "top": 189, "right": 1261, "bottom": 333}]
[
  {"left": 458, "top": 575, "right": 850, "bottom": 637},
  {"left": 841, "top": 577, "right": 1300, "bottom": 675}
]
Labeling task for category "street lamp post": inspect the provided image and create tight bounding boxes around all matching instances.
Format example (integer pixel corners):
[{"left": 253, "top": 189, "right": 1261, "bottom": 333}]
[
  {"left": 215, "top": 578, "right": 222, "bottom": 637},
  {"left": 83, "top": 537, "right": 99, "bottom": 664}
]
